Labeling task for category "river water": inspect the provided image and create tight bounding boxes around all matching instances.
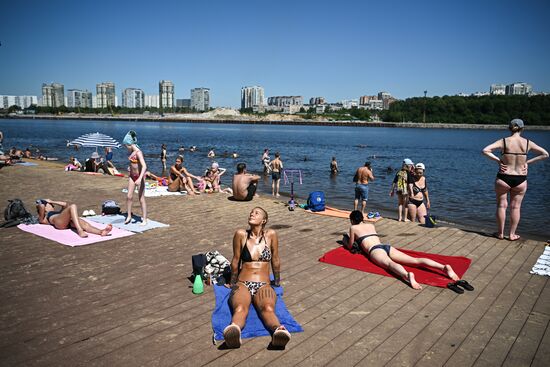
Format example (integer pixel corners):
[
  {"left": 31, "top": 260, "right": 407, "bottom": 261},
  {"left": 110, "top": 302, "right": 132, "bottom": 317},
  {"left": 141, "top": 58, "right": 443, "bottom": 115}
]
[{"left": 1, "top": 119, "right": 549, "bottom": 238}]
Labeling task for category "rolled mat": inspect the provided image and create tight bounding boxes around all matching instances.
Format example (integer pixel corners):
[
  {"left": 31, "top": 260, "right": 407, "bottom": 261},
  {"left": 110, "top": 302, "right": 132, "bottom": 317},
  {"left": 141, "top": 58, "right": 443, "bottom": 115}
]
[
  {"left": 212, "top": 283, "right": 303, "bottom": 341},
  {"left": 319, "top": 246, "right": 471, "bottom": 288}
]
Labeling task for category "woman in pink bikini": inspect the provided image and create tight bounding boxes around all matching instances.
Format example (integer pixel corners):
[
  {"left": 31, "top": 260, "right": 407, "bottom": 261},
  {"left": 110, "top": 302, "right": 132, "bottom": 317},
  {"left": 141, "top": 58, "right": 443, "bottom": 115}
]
[{"left": 123, "top": 130, "right": 147, "bottom": 225}]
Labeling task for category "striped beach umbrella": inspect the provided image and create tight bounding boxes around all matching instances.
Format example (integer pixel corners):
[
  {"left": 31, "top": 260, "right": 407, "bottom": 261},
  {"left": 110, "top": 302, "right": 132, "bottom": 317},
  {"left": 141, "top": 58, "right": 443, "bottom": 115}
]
[{"left": 68, "top": 132, "right": 121, "bottom": 150}]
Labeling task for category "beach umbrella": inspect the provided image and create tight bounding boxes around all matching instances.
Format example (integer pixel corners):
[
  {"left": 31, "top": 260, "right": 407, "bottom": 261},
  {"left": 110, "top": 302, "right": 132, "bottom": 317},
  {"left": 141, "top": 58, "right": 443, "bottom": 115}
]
[{"left": 67, "top": 132, "right": 121, "bottom": 152}]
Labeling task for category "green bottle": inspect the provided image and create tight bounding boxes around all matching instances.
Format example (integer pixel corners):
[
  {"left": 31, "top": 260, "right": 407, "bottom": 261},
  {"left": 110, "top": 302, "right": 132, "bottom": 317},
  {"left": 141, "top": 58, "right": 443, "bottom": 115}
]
[{"left": 192, "top": 274, "right": 204, "bottom": 294}]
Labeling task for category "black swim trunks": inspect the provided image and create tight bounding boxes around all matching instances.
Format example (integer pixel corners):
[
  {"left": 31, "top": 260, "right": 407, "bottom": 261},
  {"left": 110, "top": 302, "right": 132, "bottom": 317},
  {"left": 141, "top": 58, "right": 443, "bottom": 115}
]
[
  {"left": 244, "top": 183, "right": 257, "bottom": 201},
  {"left": 271, "top": 171, "right": 281, "bottom": 180}
]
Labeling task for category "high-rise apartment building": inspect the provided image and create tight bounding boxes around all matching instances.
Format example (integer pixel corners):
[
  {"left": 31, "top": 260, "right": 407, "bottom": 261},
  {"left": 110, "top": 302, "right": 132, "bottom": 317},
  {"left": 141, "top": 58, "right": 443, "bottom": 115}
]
[
  {"left": 0, "top": 95, "right": 39, "bottom": 109},
  {"left": 176, "top": 99, "right": 191, "bottom": 108},
  {"left": 144, "top": 95, "right": 160, "bottom": 108},
  {"left": 506, "top": 82, "right": 532, "bottom": 95},
  {"left": 159, "top": 80, "right": 175, "bottom": 109},
  {"left": 241, "top": 86, "right": 265, "bottom": 109},
  {"left": 309, "top": 97, "right": 326, "bottom": 105},
  {"left": 490, "top": 84, "right": 506, "bottom": 95},
  {"left": 41, "top": 83, "right": 65, "bottom": 107},
  {"left": 67, "top": 89, "right": 92, "bottom": 108},
  {"left": 122, "top": 88, "right": 145, "bottom": 108},
  {"left": 378, "top": 91, "right": 392, "bottom": 100},
  {"left": 191, "top": 88, "right": 210, "bottom": 111},
  {"left": 267, "top": 96, "right": 303, "bottom": 107},
  {"left": 359, "top": 95, "right": 377, "bottom": 105},
  {"left": 96, "top": 82, "right": 116, "bottom": 108}
]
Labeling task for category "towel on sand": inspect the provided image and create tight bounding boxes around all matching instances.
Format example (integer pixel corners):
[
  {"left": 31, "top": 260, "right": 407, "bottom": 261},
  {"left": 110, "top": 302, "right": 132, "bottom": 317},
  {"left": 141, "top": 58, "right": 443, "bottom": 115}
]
[
  {"left": 86, "top": 214, "right": 169, "bottom": 233},
  {"left": 306, "top": 206, "right": 382, "bottom": 222},
  {"left": 319, "top": 246, "right": 471, "bottom": 288},
  {"left": 17, "top": 219, "right": 134, "bottom": 247},
  {"left": 212, "top": 283, "right": 303, "bottom": 341}
]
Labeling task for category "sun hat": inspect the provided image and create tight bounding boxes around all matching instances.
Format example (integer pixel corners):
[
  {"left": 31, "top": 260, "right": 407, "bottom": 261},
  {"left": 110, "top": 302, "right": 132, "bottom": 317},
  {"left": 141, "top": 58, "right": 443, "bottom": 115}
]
[
  {"left": 91, "top": 152, "right": 100, "bottom": 159},
  {"left": 403, "top": 158, "right": 414, "bottom": 165},
  {"left": 509, "top": 118, "right": 524, "bottom": 129},
  {"left": 415, "top": 163, "right": 425, "bottom": 170}
]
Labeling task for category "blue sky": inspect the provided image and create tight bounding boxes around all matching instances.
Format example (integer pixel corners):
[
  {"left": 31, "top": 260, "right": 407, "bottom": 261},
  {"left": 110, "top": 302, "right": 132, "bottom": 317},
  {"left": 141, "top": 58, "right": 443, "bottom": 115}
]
[{"left": 0, "top": 0, "right": 549, "bottom": 107}]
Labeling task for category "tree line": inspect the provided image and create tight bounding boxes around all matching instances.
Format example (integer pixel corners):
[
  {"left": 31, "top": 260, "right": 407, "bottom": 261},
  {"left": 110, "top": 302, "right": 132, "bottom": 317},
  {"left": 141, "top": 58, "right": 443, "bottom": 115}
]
[{"left": 380, "top": 95, "right": 550, "bottom": 125}]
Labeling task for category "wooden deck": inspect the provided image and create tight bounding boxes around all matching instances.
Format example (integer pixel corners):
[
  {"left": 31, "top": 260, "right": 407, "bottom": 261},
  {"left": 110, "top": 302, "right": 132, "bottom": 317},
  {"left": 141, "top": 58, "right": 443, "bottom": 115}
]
[{"left": 0, "top": 163, "right": 548, "bottom": 367}]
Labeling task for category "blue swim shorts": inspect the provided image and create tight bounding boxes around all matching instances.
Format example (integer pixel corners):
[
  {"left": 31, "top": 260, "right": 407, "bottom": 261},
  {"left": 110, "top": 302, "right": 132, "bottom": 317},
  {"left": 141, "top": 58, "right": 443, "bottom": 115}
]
[{"left": 355, "top": 184, "right": 369, "bottom": 201}]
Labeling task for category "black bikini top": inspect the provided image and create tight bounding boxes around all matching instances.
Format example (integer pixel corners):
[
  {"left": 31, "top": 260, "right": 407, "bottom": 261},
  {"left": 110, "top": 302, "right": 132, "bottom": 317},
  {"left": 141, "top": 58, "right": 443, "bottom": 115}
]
[
  {"left": 412, "top": 180, "right": 427, "bottom": 195},
  {"left": 240, "top": 230, "right": 272, "bottom": 263},
  {"left": 502, "top": 138, "right": 529, "bottom": 156}
]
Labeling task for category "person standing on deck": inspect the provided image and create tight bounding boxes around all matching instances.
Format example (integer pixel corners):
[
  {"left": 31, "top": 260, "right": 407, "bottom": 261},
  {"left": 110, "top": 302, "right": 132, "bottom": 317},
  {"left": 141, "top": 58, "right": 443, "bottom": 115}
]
[{"left": 270, "top": 152, "right": 283, "bottom": 197}]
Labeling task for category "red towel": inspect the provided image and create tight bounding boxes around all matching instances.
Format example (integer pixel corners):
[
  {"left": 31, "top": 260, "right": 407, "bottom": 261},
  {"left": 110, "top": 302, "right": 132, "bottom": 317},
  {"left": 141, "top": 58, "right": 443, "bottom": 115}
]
[{"left": 319, "top": 246, "right": 472, "bottom": 288}]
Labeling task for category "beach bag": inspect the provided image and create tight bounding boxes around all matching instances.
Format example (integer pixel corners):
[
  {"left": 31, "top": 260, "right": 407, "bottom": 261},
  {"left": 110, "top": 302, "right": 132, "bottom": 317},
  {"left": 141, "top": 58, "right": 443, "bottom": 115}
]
[
  {"left": 424, "top": 213, "right": 437, "bottom": 228},
  {"left": 204, "top": 251, "right": 230, "bottom": 279},
  {"left": 101, "top": 200, "right": 121, "bottom": 215},
  {"left": 307, "top": 191, "right": 325, "bottom": 212},
  {"left": 4, "top": 199, "right": 31, "bottom": 221},
  {"left": 192, "top": 253, "right": 207, "bottom": 280}
]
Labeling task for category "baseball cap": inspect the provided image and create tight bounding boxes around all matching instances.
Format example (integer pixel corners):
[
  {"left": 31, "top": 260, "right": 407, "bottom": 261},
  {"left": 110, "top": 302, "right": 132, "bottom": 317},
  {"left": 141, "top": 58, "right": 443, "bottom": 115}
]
[
  {"left": 509, "top": 118, "right": 524, "bottom": 129},
  {"left": 415, "top": 163, "right": 425, "bottom": 170},
  {"left": 403, "top": 158, "right": 413, "bottom": 165}
]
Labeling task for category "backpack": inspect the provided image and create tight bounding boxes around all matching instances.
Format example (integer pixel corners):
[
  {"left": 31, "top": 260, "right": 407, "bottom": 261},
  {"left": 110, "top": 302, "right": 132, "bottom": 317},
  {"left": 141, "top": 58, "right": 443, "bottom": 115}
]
[
  {"left": 307, "top": 191, "right": 325, "bottom": 212},
  {"left": 101, "top": 200, "right": 121, "bottom": 215},
  {"left": 192, "top": 253, "right": 207, "bottom": 280},
  {"left": 1, "top": 199, "right": 32, "bottom": 228}
]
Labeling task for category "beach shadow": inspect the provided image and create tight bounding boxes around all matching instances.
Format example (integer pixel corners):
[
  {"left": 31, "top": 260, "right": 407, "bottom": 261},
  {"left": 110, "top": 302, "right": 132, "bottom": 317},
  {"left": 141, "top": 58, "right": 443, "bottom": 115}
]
[
  {"left": 271, "top": 224, "right": 292, "bottom": 229},
  {"left": 299, "top": 228, "right": 313, "bottom": 232}
]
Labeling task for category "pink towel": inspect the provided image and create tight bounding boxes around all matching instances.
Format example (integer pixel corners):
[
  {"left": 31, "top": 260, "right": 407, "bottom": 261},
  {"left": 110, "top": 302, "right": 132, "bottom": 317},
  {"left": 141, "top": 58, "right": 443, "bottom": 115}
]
[{"left": 17, "top": 219, "right": 135, "bottom": 247}]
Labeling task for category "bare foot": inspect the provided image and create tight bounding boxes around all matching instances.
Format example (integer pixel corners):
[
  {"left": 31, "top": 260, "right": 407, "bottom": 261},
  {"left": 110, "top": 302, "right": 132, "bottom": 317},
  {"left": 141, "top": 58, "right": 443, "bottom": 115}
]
[
  {"left": 405, "top": 219, "right": 411, "bottom": 222},
  {"left": 77, "top": 230, "right": 89, "bottom": 238},
  {"left": 275, "top": 193, "right": 280, "bottom": 198},
  {"left": 492, "top": 232, "right": 504, "bottom": 240},
  {"left": 124, "top": 216, "right": 132, "bottom": 225},
  {"left": 509, "top": 233, "right": 521, "bottom": 241},
  {"left": 100, "top": 224, "right": 113, "bottom": 236},
  {"left": 140, "top": 219, "right": 148, "bottom": 226},
  {"left": 408, "top": 272, "right": 422, "bottom": 290},
  {"left": 444, "top": 264, "right": 460, "bottom": 281}
]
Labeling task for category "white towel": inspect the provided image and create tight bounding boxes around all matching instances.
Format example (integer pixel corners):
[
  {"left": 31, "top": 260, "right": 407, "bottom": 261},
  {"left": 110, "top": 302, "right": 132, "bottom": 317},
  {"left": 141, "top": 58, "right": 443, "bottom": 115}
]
[{"left": 530, "top": 246, "right": 550, "bottom": 276}]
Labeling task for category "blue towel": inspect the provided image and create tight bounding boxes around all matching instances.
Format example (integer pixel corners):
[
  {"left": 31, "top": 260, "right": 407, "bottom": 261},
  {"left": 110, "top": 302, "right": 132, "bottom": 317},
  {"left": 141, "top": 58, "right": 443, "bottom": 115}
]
[
  {"left": 86, "top": 213, "right": 169, "bottom": 233},
  {"left": 212, "top": 282, "right": 303, "bottom": 341}
]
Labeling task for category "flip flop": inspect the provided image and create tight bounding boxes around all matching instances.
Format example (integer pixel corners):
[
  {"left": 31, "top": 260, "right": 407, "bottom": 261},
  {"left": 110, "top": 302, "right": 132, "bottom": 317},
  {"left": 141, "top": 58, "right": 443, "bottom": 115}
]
[
  {"left": 272, "top": 326, "right": 291, "bottom": 348},
  {"left": 491, "top": 232, "right": 504, "bottom": 240},
  {"left": 509, "top": 235, "right": 521, "bottom": 241},
  {"left": 447, "top": 282, "right": 464, "bottom": 294},
  {"left": 455, "top": 280, "right": 474, "bottom": 291},
  {"left": 223, "top": 324, "right": 241, "bottom": 349}
]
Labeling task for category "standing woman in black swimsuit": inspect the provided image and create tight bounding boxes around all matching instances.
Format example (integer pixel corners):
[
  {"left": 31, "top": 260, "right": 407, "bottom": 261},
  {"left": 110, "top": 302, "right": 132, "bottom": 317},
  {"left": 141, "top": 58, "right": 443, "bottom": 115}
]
[
  {"left": 482, "top": 119, "right": 548, "bottom": 240},
  {"left": 407, "top": 163, "right": 430, "bottom": 224},
  {"left": 223, "top": 207, "right": 291, "bottom": 349}
]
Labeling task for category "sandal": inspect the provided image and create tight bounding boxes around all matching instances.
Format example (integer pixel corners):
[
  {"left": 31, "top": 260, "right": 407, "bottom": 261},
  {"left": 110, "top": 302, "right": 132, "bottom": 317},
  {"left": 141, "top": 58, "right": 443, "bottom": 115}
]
[
  {"left": 272, "top": 325, "right": 291, "bottom": 348},
  {"left": 455, "top": 280, "right": 474, "bottom": 291},
  {"left": 447, "top": 282, "right": 464, "bottom": 294},
  {"left": 223, "top": 324, "right": 241, "bottom": 348}
]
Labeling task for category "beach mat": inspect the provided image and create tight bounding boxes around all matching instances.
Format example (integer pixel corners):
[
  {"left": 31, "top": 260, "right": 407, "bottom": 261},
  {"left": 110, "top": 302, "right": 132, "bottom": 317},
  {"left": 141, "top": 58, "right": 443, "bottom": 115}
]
[
  {"left": 86, "top": 214, "right": 169, "bottom": 233},
  {"left": 530, "top": 246, "right": 550, "bottom": 276},
  {"left": 15, "top": 161, "right": 38, "bottom": 166},
  {"left": 319, "top": 246, "right": 471, "bottom": 288},
  {"left": 306, "top": 206, "right": 382, "bottom": 222},
  {"left": 123, "top": 186, "right": 187, "bottom": 197},
  {"left": 17, "top": 219, "right": 134, "bottom": 247},
  {"left": 212, "top": 283, "right": 303, "bottom": 342}
]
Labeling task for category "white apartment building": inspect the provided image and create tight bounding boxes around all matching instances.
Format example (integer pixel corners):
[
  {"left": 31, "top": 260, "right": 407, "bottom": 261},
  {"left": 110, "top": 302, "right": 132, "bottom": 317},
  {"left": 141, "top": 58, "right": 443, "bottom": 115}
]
[
  {"left": 159, "top": 80, "right": 175, "bottom": 109},
  {"left": 0, "top": 95, "right": 39, "bottom": 109},
  {"left": 191, "top": 88, "right": 210, "bottom": 111},
  {"left": 122, "top": 88, "right": 145, "bottom": 108},
  {"left": 490, "top": 84, "right": 506, "bottom": 95},
  {"left": 241, "top": 86, "right": 265, "bottom": 109},
  {"left": 267, "top": 96, "right": 303, "bottom": 107},
  {"left": 41, "top": 83, "right": 65, "bottom": 107},
  {"left": 96, "top": 82, "right": 116, "bottom": 108},
  {"left": 67, "top": 89, "right": 92, "bottom": 108},
  {"left": 506, "top": 82, "right": 532, "bottom": 95},
  {"left": 144, "top": 95, "right": 159, "bottom": 108}
]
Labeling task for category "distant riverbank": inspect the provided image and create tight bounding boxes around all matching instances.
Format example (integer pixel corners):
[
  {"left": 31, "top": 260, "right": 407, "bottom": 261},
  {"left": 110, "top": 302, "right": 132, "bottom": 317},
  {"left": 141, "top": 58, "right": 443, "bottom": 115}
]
[{"left": 2, "top": 113, "right": 549, "bottom": 130}]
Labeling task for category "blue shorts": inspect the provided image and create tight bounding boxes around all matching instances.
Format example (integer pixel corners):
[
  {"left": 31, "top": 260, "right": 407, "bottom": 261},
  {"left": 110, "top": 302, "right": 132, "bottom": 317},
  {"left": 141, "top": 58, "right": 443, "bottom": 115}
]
[{"left": 355, "top": 184, "right": 369, "bottom": 201}]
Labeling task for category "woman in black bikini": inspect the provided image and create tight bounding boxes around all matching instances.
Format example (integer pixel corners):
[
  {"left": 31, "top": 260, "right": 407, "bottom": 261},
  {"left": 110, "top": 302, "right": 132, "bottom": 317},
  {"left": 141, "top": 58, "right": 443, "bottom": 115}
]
[
  {"left": 407, "top": 163, "right": 430, "bottom": 224},
  {"left": 36, "top": 199, "right": 112, "bottom": 238},
  {"left": 223, "top": 207, "right": 291, "bottom": 349},
  {"left": 347, "top": 210, "right": 459, "bottom": 289},
  {"left": 482, "top": 119, "right": 548, "bottom": 240}
]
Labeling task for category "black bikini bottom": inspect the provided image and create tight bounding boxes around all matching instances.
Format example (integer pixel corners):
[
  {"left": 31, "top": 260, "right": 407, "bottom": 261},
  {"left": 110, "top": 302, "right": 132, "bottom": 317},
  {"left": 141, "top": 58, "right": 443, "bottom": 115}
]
[
  {"left": 496, "top": 173, "right": 527, "bottom": 188},
  {"left": 408, "top": 198, "right": 424, "bottom": 207}
]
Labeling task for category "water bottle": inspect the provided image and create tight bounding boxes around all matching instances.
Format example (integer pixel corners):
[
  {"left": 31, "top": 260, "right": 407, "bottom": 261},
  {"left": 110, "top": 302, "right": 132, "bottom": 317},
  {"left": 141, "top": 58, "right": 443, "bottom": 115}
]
[{"left": 192, "top": 274, "right": 204, "bottom": 294}]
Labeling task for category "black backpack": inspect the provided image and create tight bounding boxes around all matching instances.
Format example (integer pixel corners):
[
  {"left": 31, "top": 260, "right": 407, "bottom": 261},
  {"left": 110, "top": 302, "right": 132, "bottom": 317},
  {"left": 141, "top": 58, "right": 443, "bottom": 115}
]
[{"left": 1, "top": 199, "right": 32, "bottom": 228}]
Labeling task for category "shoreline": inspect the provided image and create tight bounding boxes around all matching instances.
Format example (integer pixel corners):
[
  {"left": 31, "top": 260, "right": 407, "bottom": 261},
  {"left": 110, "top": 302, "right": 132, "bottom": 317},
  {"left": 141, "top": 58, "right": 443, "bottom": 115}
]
[
  {"left": 2, "top": 114, "right": 549, "bottom": 130},
  {"left": 14, "top": 159, "right": 548, "bottom": 242}
]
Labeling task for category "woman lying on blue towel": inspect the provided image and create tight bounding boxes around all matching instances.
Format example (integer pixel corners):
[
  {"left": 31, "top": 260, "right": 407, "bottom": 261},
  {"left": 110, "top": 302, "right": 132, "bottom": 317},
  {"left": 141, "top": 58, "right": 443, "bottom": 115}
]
[{"left": 223, "top": 207, "right": 291, "bottom": 348}]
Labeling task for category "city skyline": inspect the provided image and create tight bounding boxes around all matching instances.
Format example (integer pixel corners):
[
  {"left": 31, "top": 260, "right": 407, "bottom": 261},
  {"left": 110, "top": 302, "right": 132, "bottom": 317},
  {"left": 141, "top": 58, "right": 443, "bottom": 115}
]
[{"left": 0, "top": 0, "right": 549, "bottom": 107}]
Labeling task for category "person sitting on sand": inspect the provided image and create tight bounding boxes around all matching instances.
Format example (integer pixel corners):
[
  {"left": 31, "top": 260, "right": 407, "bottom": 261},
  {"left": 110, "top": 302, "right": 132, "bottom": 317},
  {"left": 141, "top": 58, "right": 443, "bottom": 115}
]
[
  {"left": 24, "top": 148, "right": 32, "bottom": 159},
  {"left": 36, "top": 199, "right": 112, "bottom": 238},
  {"left": 167, "top": 155, "right": 201, "bottom": 194},
  {"left": 482, "top": 118, "right": 549, "bottom": 241},
  {"left": 223, "top": 207, "right": 291, "bottom": 348},
  {"left": 232, "top": 163, "right": 260, "bottom": 201},
  {"left": 201, "top": 162, "right": 226, "bottom": 192},
  {"left": 346, "top": 210, "right": 459, "bottom": 289}
]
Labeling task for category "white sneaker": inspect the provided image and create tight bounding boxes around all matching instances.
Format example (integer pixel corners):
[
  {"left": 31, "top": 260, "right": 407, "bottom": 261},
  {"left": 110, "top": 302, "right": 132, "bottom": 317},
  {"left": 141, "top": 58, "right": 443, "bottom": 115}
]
[
  {"left": 88, "top": 210, "right": 96, "bottom": 216},
  {"left": 82, "top": 210, "right": 90, "bottom": 217}
]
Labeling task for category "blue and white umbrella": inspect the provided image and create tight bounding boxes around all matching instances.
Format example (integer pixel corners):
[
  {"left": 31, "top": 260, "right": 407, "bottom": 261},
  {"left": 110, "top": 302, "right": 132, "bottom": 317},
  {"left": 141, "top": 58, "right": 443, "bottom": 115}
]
[{"left": 68, "top": 132, "right": 121, "bottom": 151}]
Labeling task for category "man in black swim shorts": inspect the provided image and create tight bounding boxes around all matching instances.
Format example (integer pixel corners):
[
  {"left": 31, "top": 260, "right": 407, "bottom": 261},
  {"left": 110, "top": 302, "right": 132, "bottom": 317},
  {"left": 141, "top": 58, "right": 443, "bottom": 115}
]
[{"left": 232, "top": 163, "right": 260, "bottom": 201}]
